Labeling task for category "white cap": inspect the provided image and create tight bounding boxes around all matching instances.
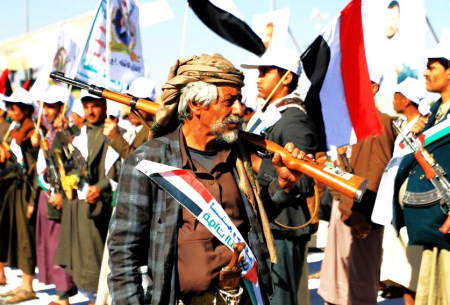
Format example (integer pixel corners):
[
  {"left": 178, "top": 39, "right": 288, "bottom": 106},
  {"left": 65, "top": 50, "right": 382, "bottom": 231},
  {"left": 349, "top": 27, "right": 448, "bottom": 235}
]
[
  {"left": 124, "top": 77, "right": 157, "bottom": 101},
  {"left": 3, "top": 87, "right": 34, "bottom": 106},
  {"left": 71, "top": 98, "right": 85, "bottom": 118},
  {"left": 425, "top": 42, "right": 450, "bottom": 61},
  {"left": 241, "top": 48, "right": 302, "bottom": 76},
  {"left": 107, "top": 103, "right": 121, "bottom": 119},
  {"left": 395, "top": 77, "right": 426, "bottom": 105},
  {"left": 369, "top": 67, "right": 384, "bottom": 87},
  {"left": 80, "top": 90, "right": 106, "bottom": 102},
  {"left": 44, "top": 85, "right": 67, "bottom": 104}
]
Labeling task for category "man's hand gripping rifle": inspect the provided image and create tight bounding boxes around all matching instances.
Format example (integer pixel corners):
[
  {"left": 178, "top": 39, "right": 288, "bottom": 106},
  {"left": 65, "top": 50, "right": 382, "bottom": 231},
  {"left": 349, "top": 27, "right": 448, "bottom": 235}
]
[{"left": 392, "top": 119, "right": 450, "bottom": 234}]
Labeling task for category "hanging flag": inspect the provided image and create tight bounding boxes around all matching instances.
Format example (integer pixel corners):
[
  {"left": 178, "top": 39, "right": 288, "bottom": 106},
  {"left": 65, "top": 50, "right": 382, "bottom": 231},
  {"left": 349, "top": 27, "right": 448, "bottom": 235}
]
[
  {"left": 302, "top": 0, "right": 382, "bottom": 151},
  {"left": 75, "top": 0, "right": 144, "bottom": 91},
  {"left": 188, "top": 0, "right": 266, "bottom": 56},
  {"left": 0, "top": 69, "right": 12, "bottom": 96}
]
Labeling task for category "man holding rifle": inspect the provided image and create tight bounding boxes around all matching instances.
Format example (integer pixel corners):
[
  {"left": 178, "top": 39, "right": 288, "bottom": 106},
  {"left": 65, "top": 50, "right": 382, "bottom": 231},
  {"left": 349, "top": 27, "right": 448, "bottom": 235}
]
[
  {"left": 241, "top": 48, "right": 318, "bottom": 305},
  {"left": 31, "top": 85, "right": 78, "bottom": 305},
  {"left": 55, "top": 90, "right": 120, "bottom": 305},
  {"left": 107, "top": 53, "right": 310, "bottom": 305},
  {"left": 393, "top": 42, "right": 450, "bottom": 304}
]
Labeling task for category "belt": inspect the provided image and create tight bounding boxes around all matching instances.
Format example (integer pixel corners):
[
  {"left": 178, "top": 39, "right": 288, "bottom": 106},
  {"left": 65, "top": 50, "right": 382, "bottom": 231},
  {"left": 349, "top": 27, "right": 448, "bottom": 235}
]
[{"left": 403, "top": 189, "right": 443, "bottom": 207}]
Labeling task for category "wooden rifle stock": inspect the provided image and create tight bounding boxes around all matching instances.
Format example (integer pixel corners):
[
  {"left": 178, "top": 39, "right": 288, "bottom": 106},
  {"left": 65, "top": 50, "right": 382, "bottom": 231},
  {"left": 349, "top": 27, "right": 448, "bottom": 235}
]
[
  {"left": 240, "top": 132, "right": 367, "bottom": 202},
  {"left": 49, "top": 72, "right": 369, "bottom": 202}
]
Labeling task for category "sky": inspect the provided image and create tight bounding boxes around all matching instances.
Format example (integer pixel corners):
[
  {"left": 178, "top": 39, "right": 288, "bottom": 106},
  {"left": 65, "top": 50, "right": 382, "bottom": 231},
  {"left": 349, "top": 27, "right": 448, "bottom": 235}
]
[{"left": 0, "top": 0, "right": 449, "bottom": 92}]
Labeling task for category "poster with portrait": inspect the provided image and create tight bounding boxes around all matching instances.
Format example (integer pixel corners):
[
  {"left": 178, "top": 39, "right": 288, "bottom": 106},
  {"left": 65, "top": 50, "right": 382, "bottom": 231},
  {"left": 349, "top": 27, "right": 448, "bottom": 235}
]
[{"left": 364, "top": 0, "right": 426, "bottom": 115}]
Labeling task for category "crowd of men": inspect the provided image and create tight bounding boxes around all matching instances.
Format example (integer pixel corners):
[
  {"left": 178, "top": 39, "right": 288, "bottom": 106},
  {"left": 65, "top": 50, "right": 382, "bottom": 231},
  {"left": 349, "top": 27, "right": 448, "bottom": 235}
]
[{"left": 0, "top": 41, "right": 449, "bottom": 305}]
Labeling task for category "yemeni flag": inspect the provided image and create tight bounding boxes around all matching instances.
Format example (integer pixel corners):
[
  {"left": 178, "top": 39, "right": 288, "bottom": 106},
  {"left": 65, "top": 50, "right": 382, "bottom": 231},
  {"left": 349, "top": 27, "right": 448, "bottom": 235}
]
[
  {"left": 188, "top": 0, "right": 266, "bottom": 56},
  {"left": 302, "top": 0, "right": 382, "bottom": 151}
]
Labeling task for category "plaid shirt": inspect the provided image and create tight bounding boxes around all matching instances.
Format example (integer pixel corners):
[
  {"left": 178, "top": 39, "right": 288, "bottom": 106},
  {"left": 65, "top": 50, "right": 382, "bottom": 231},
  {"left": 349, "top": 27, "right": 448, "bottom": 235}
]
[{"left": 108, "top": 127, "right": 298, "bottom": 304}]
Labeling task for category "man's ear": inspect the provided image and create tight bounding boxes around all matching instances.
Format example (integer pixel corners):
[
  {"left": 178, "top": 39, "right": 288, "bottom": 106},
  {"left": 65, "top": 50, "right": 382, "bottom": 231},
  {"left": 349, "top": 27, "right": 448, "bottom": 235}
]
[
  {"left": 282, "top": 72, "right": 293, "bottom": 86},
  {"left": 188, "top": 100, "right": 202, "bottom": 117}
]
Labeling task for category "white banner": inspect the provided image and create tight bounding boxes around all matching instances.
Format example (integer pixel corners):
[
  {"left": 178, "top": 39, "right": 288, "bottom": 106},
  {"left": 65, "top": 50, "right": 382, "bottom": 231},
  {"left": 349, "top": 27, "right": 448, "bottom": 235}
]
[
  {"left": 31, "top": 22, "right": 81, "bottom": 99},
  {"left": 106, "top": 0, "right": 144, "bottom": 88},
  {"left": 75, "top": 0, "right": 144, "bottom": 92}
]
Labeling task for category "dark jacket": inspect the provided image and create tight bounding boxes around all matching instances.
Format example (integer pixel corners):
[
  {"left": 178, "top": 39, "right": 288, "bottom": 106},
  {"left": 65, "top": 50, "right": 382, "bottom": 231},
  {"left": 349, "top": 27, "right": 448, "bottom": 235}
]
[
  {"left": 394, "top": 99, "right": 450, "bottom": 250},
  {"left": 55, "top": 123, "right": 120, "bottom": 292},
  {"left": 107, "top": 126, "right": 300, "bottom": 304},
  {"left": 258, "top": 106, "right": 318, "bottom": 237}
]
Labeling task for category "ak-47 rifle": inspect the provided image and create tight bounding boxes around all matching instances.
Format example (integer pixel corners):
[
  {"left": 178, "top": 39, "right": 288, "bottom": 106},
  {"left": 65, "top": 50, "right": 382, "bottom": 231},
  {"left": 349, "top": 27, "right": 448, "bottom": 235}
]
[
  {"left": 392, "top": 119, "right": 450, "bottom": 234},
  {"left": 37, "top": 127, "right": 62, "bottom": 195},
  {"left": 56, "top": 128, "right": 89, "bottom": 182},
  {"left": 49, "top": 71, "right": 369, "bottom": 202},
  {"left": 0, "top": 127, "right": 35, "bottom": 192}
]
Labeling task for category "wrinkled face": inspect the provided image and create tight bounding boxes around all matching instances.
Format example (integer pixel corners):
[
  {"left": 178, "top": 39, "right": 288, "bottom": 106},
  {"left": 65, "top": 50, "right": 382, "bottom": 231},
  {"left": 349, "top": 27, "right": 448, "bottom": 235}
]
[
  {"left": 423, "top": 59, "right": 450, "bottom": 94},
  {"left": 7, "top": 104, "right": 26, "bottom": 123},
  {"left": 202, "top": 86, "right": 245, "bottom": 144},
  {"left": 43, "top": 103, "right": 62, "bottom": 124},
  {"left": 392, "top": 92, "right": 406, "bottom": 113},
  {"left": 82, "top": 99, "right": 107, "bottom": 125},
  {"left": 256, "top": 66, "right": 283, "bottom": 100},
  {"left": 386, "top": 6, "right": 400, "bottom": 39}
]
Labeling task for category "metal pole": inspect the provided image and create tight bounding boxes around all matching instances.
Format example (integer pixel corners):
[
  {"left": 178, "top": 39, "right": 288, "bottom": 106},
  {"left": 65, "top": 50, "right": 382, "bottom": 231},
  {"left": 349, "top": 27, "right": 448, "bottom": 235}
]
[
  {"left": 180, "top": 2, "right": 189, "bottom": 59},
  {"left": 288, "top": 28, "right": 302, "bottom": 54},
  {"left": 25, "top": 0, "right": 29, "bottom": 33},
  {"left": 426, "top": 16, "right": 440, "bottom": 44},
  {"left": 270, "top": 0, "right": 274, "bottom": 11}
]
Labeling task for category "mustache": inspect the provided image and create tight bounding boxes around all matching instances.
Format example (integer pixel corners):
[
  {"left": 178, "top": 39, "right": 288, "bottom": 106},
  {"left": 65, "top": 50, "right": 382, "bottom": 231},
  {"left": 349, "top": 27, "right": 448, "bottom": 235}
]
[{"left": 223, "top": 116, "right": 244, "bottom": 126}]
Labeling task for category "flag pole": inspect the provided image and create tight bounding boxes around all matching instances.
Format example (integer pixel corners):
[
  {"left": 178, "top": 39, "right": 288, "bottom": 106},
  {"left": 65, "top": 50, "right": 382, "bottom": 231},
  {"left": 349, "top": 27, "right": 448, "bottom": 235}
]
[
  {"left": 288, "top": 27, "right": 302, "bottom": 54},
  {"left": 180, "top": 2, "right": 189, "bottom": 59},
  {"left": 426, "top": 16, "right": 440, "bottom": 44}
]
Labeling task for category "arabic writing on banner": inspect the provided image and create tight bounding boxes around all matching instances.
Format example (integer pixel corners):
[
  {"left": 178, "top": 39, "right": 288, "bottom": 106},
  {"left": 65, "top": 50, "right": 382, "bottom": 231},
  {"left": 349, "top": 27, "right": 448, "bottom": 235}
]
[{"left": 75, "top": 0, "right": 144, "bottom": 91}]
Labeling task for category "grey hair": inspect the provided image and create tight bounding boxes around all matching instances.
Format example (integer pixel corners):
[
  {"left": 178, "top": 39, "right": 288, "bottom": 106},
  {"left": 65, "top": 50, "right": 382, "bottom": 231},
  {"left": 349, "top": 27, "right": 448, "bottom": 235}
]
[{"left": 178, "top": 81, "right": 218, "bottom": 122}]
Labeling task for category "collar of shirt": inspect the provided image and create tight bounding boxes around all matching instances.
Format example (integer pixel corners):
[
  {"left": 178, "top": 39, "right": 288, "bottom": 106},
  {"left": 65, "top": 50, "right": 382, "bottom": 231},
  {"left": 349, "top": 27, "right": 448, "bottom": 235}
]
[{"left": 179, "top": 130, "right": 232, "bottom": 174}]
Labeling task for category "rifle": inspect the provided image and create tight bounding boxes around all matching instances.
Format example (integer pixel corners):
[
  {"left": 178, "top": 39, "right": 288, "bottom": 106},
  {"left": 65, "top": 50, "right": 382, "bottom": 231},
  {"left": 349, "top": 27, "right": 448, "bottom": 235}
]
[
  {"left": 392, "top": 119, "right": 450, "bottom": 234},
  {"left": 50, "top": 71, "right": 369, "bottom": 202},
  {"left": 0, "top": 138, "right": 36, "bottom": 193},
  {"left": 53, "top": 123, "right": 89, "bottom": 183},
  {"left": 37, "top": 127, "right": 62, "bottom": 195}
]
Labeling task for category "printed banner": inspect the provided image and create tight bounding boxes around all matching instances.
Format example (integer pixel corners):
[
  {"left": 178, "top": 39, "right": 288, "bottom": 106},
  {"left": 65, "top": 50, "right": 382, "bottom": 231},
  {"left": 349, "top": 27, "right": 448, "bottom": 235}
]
[{"left": 75, "top": 0, "right": 144, "bottom": 91}]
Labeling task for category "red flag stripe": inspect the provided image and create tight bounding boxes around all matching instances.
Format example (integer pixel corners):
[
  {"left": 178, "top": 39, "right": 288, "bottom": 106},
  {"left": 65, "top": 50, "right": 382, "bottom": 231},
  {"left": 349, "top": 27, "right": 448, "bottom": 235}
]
[
  {"left": 171, "top": 169, "right": 214, "bottom": 203},
  {"left": 340, "top": 0, "right": 382, "bottom": 141}
]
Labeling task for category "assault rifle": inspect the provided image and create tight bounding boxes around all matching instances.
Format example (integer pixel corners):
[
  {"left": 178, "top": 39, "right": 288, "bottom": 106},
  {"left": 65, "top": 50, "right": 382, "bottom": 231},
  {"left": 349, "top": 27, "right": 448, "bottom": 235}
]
[
  {"left": 56, "top": 127, "right": 89, "bottom": 182},
  {"left": 37, "top": 127, "right": 62, "bottom": 194},
  {"left": 50, "top": 71, "right": 369, "bottom": 202},
  {"left": 392, "top": 119, "right": 450, "bottom": 234},
  {"left": 0, "top": 139, "right": 35, "bottom": 192}
]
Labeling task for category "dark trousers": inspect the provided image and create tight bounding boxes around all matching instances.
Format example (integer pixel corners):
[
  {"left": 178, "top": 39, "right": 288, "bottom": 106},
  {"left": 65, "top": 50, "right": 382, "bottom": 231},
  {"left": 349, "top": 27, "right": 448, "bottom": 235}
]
[{"left": 271, "top": 234, "right": 309, "bottom": 305}]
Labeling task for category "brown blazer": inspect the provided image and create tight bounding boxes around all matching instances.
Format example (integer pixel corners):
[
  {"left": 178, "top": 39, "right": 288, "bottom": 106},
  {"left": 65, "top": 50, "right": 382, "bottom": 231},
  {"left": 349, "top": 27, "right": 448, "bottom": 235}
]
[
  {"left": 338, "top": 112, "right": 395, "bottom": 221},
  {"left": 109, "top": 124, "right": 151, "bottom": 159}
]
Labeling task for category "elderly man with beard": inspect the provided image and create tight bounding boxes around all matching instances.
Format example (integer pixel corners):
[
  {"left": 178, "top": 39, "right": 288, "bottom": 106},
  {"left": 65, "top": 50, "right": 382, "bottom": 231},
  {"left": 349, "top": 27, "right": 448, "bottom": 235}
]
[{"left": 108, "top": 53, "right": 309, "bottom": 305}]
